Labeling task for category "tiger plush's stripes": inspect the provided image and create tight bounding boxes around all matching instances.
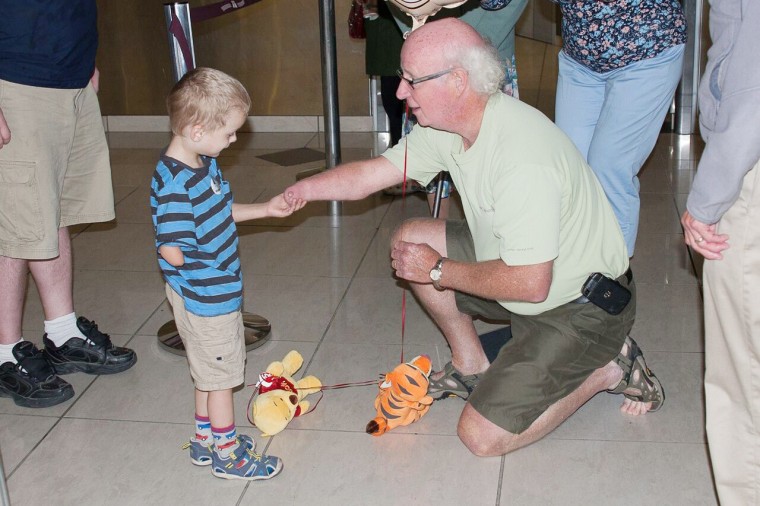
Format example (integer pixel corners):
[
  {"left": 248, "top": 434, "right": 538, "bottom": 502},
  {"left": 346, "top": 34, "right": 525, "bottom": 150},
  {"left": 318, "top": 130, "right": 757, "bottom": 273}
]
[{"left": 366, "top": 355, "right": 434, "bottom": 436}]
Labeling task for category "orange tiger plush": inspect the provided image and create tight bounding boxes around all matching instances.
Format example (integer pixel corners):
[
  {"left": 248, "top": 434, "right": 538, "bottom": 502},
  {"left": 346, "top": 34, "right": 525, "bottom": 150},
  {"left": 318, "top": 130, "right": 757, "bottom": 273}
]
[{"left": 366, "top": 355, "right": 434, "bottom": 436}]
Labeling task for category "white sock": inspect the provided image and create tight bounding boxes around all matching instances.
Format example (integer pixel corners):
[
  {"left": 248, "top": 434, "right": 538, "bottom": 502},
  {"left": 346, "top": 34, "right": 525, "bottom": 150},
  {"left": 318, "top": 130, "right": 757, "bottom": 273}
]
[
  {"left": 0, "top": 339, "right": 24, "bottom": 364},
  {"left": 44, "top": 312, "right": 86, "bottom": 347}
]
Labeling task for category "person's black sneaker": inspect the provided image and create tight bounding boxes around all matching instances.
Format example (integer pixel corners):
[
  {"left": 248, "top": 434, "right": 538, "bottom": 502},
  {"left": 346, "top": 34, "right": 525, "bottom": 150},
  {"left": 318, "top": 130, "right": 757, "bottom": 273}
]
[
  {"left": 0, "top": 341, "right": 75, "bottom": 408},
  {"left": 43, "top": 317, "right": 137, "bottom": 375}
]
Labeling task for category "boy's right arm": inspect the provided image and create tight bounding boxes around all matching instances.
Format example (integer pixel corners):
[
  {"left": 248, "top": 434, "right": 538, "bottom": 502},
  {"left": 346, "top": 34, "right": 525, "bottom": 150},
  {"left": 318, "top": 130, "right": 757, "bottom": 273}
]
[
  {"left": 158, "top": 244, "right": 185, "bottom": 266},
  {"left": 153, "top": 176, "right": 192, "bottom": 267}
]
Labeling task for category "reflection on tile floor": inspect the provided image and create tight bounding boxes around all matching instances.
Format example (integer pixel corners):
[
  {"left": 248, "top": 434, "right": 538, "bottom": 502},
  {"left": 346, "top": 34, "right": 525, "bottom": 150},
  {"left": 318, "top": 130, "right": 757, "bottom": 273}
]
[{"left": 2, "top": 38, "right": 716, "bottom": 506}]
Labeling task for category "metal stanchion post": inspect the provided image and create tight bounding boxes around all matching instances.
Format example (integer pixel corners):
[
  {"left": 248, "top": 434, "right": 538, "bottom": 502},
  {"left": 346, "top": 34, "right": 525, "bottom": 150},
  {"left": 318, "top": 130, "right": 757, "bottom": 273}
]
[
  {"left": 163, "top": 2, "right": 196, "bottom": 82},
  {"left": 674, "top": 0, "right": 704, "bottom": 136},
  {"left": 297, "top": 0, "right": 343, "bottom": 219},
  {"left": 0, "top": 448, "right": 10, "bottom": 506},
  {"left": 431, "top": 173, "right": 445, "bottom": 219},
  {"left": 671, "top": 0, "right": 704, "bottom": 162},
  {"left": 158, "top": 2, "right": 272, "bottom": 355}
]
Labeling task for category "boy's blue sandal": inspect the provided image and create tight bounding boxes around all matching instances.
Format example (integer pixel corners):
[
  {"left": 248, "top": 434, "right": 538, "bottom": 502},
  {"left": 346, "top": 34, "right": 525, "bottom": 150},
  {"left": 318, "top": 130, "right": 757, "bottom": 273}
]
[
  {"left": 211, "top": 441, "right": 283, "bottom": 480},
  {"left": 608, "top": 335, "right": 665, "bottom": 411},
  {"left": 183, "top": 434, "right": 255, "bottom": 466}
]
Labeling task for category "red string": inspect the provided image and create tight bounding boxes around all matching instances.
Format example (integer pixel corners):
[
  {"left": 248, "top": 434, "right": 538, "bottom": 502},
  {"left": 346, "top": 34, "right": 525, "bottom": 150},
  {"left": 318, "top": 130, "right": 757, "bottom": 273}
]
[
  {"left": 400, "top": 102, "right": 410, "bottom": 365},
  {"left": 245, "top": 378, "right": 379, "bottom": 426},
  {"left": 245, "top": 103, "right": 415, "bottom": 427}
]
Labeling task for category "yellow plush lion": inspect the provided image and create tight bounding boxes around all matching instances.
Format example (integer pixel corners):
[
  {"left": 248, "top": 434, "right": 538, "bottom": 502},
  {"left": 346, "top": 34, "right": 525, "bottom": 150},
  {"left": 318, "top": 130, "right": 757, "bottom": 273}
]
[{"left": 251, "top": 350, "right": 322, "bottom": 437}]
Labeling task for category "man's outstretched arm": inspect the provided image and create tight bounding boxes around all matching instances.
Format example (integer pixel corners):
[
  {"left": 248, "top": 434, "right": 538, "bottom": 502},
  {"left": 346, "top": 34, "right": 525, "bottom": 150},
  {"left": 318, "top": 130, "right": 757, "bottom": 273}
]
[{"left": 285, "top": 156, "right": 403, "bottom": 204}]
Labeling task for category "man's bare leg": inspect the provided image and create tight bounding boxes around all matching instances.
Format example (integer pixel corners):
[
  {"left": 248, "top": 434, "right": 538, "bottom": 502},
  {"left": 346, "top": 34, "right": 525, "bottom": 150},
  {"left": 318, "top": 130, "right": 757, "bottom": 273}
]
[
  {"left": 391, "top": 218, "right": 489, "bottom": 377},
  {"left": 0, "top": 255, "right": 28, "bottom": 344},
  {"left": 28, "top": 227, "right": 74, "bottom": 321},
  {"left": 458, "top": 350, "right": 654, "bottom": 457},
  {"left": 1, "top": 228, "right": 76, "bottom": 343}
]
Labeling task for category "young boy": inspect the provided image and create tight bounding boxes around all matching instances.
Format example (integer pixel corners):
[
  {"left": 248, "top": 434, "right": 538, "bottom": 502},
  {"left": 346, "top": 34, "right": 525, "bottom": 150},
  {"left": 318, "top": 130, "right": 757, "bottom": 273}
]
[{"left": 150, "top": 67, "right": 303, "bottom": 481}]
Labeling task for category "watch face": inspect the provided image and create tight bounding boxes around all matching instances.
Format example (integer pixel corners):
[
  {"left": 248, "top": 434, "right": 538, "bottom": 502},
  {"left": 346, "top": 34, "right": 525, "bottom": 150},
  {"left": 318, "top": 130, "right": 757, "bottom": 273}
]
[{"left": 430, "top": 268, "right": 442, "bottom": 281}]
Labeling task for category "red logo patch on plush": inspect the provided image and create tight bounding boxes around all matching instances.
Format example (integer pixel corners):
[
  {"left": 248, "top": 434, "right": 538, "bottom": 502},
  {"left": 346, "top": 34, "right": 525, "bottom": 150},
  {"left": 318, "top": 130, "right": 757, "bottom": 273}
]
[{"left": 257, "top": 372, "right": 298, "bottom": 395}]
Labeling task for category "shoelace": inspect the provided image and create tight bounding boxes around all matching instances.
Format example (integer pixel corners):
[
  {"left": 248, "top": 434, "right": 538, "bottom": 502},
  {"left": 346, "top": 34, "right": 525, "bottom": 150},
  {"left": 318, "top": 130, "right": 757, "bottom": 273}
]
[{"left": 81, "top": 321, "right": 112, "bottom": 348}]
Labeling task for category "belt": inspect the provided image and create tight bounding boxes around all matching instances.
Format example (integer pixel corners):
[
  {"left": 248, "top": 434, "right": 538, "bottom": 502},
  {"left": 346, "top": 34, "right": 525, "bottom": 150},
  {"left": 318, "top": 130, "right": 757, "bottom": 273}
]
[{"left": 572, "top": 268, "right": 632, "bottom": 304}]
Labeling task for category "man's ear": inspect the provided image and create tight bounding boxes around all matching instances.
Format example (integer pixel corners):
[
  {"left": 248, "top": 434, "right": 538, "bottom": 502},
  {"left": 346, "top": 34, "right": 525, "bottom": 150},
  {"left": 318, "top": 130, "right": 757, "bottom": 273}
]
[
  {"left": 452, "top": 68, "right": 467, "bottom": 95},
  {"left": 189, "top": 124, "right": 204, "bottom": 142}
]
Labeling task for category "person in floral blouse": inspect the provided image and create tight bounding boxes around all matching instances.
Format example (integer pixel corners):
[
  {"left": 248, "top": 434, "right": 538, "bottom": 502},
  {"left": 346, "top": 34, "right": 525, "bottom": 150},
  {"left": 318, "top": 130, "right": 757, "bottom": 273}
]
[{"left": 553, "top": 0, "right": 686, "bottom": 257}]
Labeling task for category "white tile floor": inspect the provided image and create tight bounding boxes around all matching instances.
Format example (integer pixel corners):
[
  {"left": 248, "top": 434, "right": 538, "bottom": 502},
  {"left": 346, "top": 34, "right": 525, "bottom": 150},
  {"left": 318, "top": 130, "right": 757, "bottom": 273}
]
[{"left": 1, "top": 38, "right": 717, "bottom": 505}]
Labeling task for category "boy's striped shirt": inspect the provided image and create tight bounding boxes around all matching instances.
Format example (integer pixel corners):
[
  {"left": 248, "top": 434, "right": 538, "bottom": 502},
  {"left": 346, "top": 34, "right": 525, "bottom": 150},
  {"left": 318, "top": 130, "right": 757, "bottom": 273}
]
[{"left": 150, "top": 154, "right": 242, "bottom": 316}]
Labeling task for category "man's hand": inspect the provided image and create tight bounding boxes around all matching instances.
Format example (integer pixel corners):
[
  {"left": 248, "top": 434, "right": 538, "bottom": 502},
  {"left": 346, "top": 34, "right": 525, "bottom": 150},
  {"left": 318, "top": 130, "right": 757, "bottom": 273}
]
[
  {"left": 0, "top": 107, "right": 11, "bottom": 148},
  {"left": 681, "top": 210, "right": 729, "bottom": 260},
  {"left": 284, "top": 182, "right": 307, "bottom": 207},
  {"left": 391, "top": 240, "right": 441, "bottom": 284},
  {"left": 90, "top": 67, "right": 100, "bottom": 93}
]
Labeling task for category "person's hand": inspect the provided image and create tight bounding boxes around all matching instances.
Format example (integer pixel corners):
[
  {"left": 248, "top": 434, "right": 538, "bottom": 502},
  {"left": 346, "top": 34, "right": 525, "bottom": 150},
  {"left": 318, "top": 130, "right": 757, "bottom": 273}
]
[
  {"left": 284, "top": 183, "right": 307, "bottom": 207},
  {"left": 0, "top": 107, "right": 11, "bottom": 148},
  {"left": 90, "top": 67, "right": 100, "bottom": 93},
  {"left": 268, "top": 193, "right": 305, "bottom": 217},
  {"left": 390, "top": 240, "right": 441, "bottom": 284},
  {"left": 681, "top": 210, "right": 729, "bottom": 260}
]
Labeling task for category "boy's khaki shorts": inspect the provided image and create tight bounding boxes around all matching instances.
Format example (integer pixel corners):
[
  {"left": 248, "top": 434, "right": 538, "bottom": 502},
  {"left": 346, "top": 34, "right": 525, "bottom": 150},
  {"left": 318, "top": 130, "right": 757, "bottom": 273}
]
[
  {"left": 166, "top": 284, "right": 246, "bottom": 391},
  {"left": 0, "top": 79, "right": 114, "bottom": 259},
  {"left": 446, "top": 220, "right": 634, "bottom": 434}
]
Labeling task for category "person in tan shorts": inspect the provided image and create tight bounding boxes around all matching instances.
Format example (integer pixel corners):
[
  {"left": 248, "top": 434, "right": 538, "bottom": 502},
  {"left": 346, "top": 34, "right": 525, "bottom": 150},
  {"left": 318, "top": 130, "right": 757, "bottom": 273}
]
[{"left": 0, "top": 2, "right": 136, "bottom": 410}]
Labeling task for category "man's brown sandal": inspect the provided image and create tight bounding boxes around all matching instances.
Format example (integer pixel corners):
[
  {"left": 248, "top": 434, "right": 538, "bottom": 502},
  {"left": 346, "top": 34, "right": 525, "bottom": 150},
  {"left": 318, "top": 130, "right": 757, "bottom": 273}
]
[
  {"left": 428, "top": 361, "right": 481, "bottom": 400},
  {"left": 608, "top": 336, "right": 665, "bottom": 411}
]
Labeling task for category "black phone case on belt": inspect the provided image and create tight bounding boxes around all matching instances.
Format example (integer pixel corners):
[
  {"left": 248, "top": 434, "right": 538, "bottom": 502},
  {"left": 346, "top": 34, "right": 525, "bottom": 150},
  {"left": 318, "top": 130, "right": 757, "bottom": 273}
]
[{"left": 581, "top": 272, "right": 632, "bottom": 315}]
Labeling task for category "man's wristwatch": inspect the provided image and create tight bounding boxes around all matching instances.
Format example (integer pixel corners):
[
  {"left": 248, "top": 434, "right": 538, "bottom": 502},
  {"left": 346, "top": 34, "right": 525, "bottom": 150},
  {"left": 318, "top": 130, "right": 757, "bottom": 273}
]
[{"left": 429, "top": 257, "right": 445, "bottom": 291}]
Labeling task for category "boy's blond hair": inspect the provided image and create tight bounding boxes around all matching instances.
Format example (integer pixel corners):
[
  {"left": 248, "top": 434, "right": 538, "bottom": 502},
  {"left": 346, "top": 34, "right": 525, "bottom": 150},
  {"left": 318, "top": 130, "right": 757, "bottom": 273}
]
[{"left": 167, "top": 67, "right": 251, "bottom": 135}]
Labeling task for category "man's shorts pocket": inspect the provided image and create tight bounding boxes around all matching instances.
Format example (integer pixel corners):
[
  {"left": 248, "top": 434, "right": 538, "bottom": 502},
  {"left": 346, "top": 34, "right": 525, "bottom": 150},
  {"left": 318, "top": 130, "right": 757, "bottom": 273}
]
[{"left": 0, "top": 161, "right": 44, "bottom": 243}]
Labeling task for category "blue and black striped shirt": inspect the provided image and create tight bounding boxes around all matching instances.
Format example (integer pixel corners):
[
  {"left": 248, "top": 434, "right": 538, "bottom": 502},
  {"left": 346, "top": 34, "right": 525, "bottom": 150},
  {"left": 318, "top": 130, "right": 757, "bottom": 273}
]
[{"left": 150, "top": 154, "right": 242, "bottom": 317}]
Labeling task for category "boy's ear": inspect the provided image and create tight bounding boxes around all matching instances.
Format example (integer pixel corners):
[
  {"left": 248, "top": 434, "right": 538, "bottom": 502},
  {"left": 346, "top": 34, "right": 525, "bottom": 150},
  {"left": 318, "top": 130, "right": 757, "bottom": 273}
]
[{"left": 189, "top": 124, "right": 204, "bottom": 142}]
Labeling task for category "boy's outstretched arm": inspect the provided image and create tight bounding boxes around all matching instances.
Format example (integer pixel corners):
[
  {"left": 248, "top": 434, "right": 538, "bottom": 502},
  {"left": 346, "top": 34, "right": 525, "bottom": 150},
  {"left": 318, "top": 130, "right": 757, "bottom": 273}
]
[{"left": 232, "top": 193, "right": 305, "bottom": 223}]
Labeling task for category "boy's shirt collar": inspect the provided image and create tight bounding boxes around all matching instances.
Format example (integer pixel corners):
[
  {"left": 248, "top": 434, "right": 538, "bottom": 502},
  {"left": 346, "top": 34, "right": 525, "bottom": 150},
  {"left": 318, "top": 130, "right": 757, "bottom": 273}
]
[{"left": 159, "top": 149, "right": 213, "bottom": 175}]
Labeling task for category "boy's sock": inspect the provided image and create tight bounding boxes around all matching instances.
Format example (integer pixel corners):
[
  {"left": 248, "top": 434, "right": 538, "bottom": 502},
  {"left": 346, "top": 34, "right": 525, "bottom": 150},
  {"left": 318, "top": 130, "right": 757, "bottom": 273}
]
[
  {"left": 0, "top": 339, "right": 23, "bottom": 364},
  {"left": 212, "top": 424, "right": 240, "bottom": 458},
  {"left": 194, "top": 414, "right": 212, "bottom": 445},
  {"left": 44, "top": 313, "right": 87, "bottom": 347}
]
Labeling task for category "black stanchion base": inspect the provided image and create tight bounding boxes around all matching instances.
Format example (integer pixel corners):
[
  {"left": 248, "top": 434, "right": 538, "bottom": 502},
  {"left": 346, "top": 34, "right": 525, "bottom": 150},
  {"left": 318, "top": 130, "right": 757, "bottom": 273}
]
[{"left": 157, "top": 313, "right": 272, "bottom": 356}]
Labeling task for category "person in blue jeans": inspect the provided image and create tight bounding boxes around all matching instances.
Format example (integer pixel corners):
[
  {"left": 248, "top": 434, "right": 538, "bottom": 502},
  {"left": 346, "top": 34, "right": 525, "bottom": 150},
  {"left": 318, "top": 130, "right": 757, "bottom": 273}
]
[{"left": 553, "top": 0, "right": 687, "bottom": 256}]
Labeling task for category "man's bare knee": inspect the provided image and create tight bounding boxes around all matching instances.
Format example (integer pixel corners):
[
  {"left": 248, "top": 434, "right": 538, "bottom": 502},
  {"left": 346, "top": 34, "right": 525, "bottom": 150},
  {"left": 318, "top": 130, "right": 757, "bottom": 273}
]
[
  {"left": 458, "top": 404, "right": 515, "bottom": 457},
  {"left": 391, "top": 217, "right": 440, "bottom": 245}
]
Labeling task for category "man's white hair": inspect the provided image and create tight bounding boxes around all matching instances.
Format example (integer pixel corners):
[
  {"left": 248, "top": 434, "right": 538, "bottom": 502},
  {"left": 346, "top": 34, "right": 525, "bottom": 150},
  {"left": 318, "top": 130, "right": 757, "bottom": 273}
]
[{"left": 441, "top": 35, "right": 505, "bottom": 95}]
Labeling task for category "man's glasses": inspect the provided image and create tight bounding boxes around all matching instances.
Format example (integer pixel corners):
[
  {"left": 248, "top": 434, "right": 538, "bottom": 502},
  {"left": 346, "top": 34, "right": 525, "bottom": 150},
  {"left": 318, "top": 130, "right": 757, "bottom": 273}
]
[{"left": 396, "top": 68, "right": 455, "bottom": 89}]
